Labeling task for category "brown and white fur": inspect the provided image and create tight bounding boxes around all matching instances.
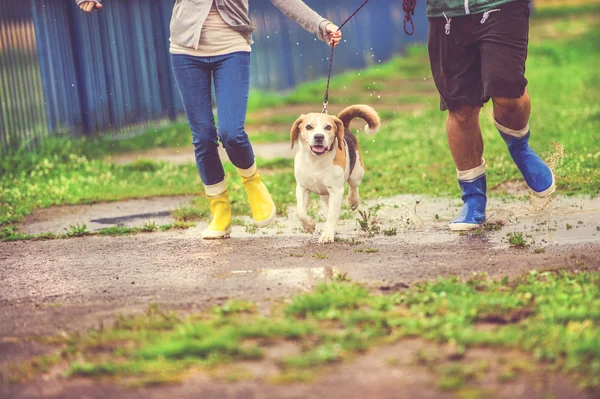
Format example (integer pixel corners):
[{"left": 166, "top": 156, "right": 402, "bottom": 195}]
[{"left": 290, "top": 105, "right": 381, "bottom": 243}]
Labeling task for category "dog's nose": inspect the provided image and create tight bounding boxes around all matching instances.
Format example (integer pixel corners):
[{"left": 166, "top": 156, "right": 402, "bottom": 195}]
[{"left": 314, "top": 134, "right": 325, "bottom": 142}]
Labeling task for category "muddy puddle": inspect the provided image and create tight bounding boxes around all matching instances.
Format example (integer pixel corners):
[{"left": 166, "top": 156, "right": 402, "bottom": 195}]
[
  {"left": 232, "top": 194, "right": 600, "bottom": 249},
  {"left": 17, "top": 193, "right": 600, "bottom": 248}
]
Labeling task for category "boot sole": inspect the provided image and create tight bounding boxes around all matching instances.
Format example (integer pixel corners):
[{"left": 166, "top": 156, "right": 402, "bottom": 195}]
[
  {"left": 202, "top": 227, "right": 232, "bottom": 240},
  {"left": 530, "top": 170, "right": 556, "bottom": 198},
  {"left": 448, "top": 222, "right": 482, "bottom": 231},
  {"left": 254, "top": 203, "right": 277, "bottom": 228}
]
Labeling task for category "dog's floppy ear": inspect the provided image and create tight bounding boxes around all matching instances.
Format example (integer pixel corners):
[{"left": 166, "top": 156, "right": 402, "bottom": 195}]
[
  {"left": 290, "top": 115, "right": 305, "bottom": 149},
  {"left": 333, "top": 117, "right": 345, "bottom": 151}
]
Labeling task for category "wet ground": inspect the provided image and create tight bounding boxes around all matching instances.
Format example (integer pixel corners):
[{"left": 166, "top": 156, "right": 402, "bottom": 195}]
[
  {"left": 4, "top": 143, "right": 600, "bottom": 399},
  {"left": 3, "top": 192, "right": 600, "bottom": 399},
  {"left": 2, "top": 14, "right": 600, "bottom": 394},
  {"left": 1, "top": 193, "right": 598, "bottom": 337}
]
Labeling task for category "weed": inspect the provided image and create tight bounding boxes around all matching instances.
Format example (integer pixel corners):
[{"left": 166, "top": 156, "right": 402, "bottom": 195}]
[
  {"left": 231, "top": 218, "right": 247, "bottom": 226},
  {"left": 382, "top": 227, "right": 397, "bottom": 236},
  {"left": 173, "top": 220, "right": 196, "bottom": 229},
  {"left": 439, "top": 362, "right": 488, "bottom": 391},
  {"left": 172, "top": 205, "right": 207, "bottom": 222},
  {"left": 213, "top": 300, "right": 256, "bottom": 316},
  {"left": 289, "top": 253, "right": 304, "bottom": 258},
  {"left": 245, "top": 225, "right": 258, "bottom": 234},
  {"left": 0, "top": 226, "right": 39, "bottom": 242},
  {"left": 468, "top": 229, "right": 486, "bottom": 238},
  {"left": 483, "top": 223, "right": 503, "bottom": 232},
  {"left": 334, "top": 237, "right": 365, "bottom": 246},
  {"left": 507, "top": 232, "right": 528, "bottom": 248},
  {"left": 159, "top": 223, "right": 175, "bottom": 232},
  {"left": 566, "top": 223, "right": 573, "bottom": 230},
  {"left": 98, "top": 226, "right": 137, "bottom": 236},
  {"left": 534, "top": 247, "right": 546, "bottom": 254},
  {"left": 354, "top": 248, "right": 380, "bottom": 253},
  {"left": 140, "top": 221, "right": 159, "bottom": 232},
  {"left": 356, "top": 210, "right": 381, "bottom": 237},
  {"left": 312, "top": 253, "right": 329, "bottom": 260},
  {"left": 65, "top": 223, "right": 89, "bottom": 238},
  {"left": 333, "top": 272, "right": 352, "bottom": 282}
]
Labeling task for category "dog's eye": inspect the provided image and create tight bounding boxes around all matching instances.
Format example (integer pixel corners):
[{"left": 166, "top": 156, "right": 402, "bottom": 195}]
[
  {"left": 305, "top": 125, "right": 313, "bottom": 131},
  {"left": 325, "top": 125, "right": 332, "bottom": 131}
]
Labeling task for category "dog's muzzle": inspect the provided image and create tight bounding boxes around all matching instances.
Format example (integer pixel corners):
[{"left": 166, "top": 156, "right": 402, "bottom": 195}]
[{"left": 310, "top": 134, "right": 333, "bottom": 156}]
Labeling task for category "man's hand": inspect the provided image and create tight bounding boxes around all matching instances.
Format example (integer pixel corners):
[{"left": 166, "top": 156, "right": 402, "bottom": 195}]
[
  {"left": 325, "top": 23, "right": 342, "bottom": 47},
  {"left": 79, "top": 1, "right": 103, "bottom": 13}
]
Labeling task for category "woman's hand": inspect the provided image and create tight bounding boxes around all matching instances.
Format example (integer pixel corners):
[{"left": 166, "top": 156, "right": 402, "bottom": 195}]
[
  {"left": 325, "top": 23, "right": 342, "bottom": 47},
  {"left": 79, "top": 1, "right": 103, "bottom": 13}
]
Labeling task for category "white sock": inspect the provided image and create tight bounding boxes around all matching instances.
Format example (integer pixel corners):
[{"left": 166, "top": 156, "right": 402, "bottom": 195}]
[
  {"left": 236, "top": 162, "right": 257, "bottom": 178},
  {"left": 494, "top": 119, "right": 529, "bottom": 138},
  {"left": 457, "top": 158, "right": 486, "bottom": 182},
  {"left": 204, "top": 180, "right": 227, "bottom": 197}
]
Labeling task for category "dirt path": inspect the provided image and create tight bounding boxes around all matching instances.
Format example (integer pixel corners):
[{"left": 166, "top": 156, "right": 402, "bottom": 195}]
[
  {"left": 2, "top": 193, "right": 600, "bottom": 398},
  {"left": 3, "top": 194, "right": 599, "bottom": 330}
]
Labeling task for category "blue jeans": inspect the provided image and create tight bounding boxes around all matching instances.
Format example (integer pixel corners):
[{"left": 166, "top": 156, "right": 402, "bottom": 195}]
[{"left": 171, "top": 52, "right": 255, "bottom": 186}]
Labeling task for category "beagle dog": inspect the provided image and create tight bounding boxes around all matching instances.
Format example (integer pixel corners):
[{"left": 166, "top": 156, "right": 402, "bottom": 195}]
[{"left": 290, "top": 105, "right": 381, "bottom": 243}]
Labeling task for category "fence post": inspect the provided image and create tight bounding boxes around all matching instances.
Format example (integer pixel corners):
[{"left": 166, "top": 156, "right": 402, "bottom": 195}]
[
  {"left": 66, "top": 0, "right": 91, "bottom": 135},
  {"left": 30, "top": 0, "right": 56, "bottom": 134}
]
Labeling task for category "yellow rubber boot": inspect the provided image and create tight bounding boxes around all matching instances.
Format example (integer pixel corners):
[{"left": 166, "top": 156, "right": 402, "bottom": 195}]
[
  {"left": 202, "top": 191, "right": 232, "bottom": 239},
  {"left": 239, "top": 165, "right": 276, "bottom": 228}
]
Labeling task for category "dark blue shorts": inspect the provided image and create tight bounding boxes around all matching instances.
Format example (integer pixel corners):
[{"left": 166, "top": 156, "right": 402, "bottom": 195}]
[{"left": 428, "top": 0, "right": 530, "bottom": 111}]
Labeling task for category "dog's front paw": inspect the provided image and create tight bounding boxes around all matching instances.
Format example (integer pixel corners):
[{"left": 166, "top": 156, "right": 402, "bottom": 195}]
[
  {"left": 299, "top": 217, "right": 316, "bottom": 234},
  {"left": 319, "top": 231, "right": 335, "bottom": 244}
]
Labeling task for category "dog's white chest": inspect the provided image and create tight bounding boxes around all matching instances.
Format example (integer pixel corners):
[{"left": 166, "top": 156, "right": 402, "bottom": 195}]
[{"left": 294, "top": 151, "right": 345, "bottom": 196}]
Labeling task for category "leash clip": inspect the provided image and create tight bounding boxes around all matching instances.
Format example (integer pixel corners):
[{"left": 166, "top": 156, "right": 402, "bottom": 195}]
[{"left": 322, "top": 101, "right": 329, "bottom": 114}]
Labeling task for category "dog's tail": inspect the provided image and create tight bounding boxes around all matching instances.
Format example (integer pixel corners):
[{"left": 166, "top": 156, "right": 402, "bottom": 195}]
[{"left": 337, "top": 104, "right": 381, "bottom": 135}]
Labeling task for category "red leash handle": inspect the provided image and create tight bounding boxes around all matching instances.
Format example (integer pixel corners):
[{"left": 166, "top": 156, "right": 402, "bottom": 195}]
[{"left": 403, "top": 0, "right": 417, "bottom": 35}]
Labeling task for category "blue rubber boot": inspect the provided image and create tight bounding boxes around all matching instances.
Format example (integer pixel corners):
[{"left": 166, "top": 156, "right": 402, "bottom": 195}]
[
  {"left": 496, "top": 120, "right": 555, "bottom": 198},
  {"left": 449, "top": 160, "right": 487, "bottom": 231}
]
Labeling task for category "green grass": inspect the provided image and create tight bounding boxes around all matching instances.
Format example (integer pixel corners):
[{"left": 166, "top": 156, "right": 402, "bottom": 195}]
[
  {"left": 0, "top": 221, "right": 185, "bottom": 242},
  {"left": 507, "top": 232, "right": 529, "bottom": 248},
  {"left": 98, "top": 226, "right": 138, "bottom": 237},
  {"left": 0, "top": 12, "right": 598, "bottom": 230},
  {"left": 6, "top": 270, "right": 600, "bottom": 390}
]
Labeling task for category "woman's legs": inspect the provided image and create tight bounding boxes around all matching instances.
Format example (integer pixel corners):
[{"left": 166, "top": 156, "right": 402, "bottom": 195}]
[
  {"left": 171, "top": 54, "right": 231, "bottom": 238},
  {"left": 213, "top": 52, "right": 276, "bottom": 227}
]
